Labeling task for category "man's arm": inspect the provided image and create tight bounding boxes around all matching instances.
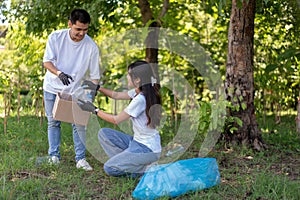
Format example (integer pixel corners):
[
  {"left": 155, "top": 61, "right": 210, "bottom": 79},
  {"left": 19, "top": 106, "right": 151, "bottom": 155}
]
[
  {"left": 43, "top": 61, "right": 61, "bottom": 76},
  {"left": 43, "top": 61, "right": 74, "bottom": 86}
]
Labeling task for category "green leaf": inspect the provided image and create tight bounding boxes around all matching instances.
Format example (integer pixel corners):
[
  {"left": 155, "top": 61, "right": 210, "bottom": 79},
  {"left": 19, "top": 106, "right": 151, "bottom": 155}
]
[
  {"left": 236, "top": 118, "right": 243, "bottom": 127},
  {"left": 265, "top": 64, "right": 278, "bottom": 73},
  {"left": 241, "top": 103, "right": 247, "bottom": 110},
  {"left": 230, "top": 127, "right": 238, "bottom": 133},
  {"left": 278, "top": 48, "right": 296, "bottom": 61}
]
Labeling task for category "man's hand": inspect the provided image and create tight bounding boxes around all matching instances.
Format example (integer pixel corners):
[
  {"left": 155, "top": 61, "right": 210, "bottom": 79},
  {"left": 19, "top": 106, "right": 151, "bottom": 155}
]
[
  {"left": 58, "top": 72, "right": 74, "bottom": 86},
  {"left": 77, "top": 99, "right": 96, "bottom": 113},
  {"left": 81, "top": 80, "right": 100, "bottom": 101}
]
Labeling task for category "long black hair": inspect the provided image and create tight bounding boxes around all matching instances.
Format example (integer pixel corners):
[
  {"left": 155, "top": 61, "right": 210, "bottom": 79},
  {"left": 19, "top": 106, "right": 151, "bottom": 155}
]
[{"left": 128, "top": 60, "right": 162, "bottom": 128}]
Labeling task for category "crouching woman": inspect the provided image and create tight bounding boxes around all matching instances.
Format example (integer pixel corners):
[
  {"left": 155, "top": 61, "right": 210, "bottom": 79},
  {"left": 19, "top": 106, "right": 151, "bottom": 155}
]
[{"left": 78, "top": 60, "right": 162, "bottom": 177}]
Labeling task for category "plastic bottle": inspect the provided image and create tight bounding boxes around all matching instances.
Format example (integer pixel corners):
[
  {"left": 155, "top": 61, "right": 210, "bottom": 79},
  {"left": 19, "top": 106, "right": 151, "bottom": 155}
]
[
  {"left": 73, "top": 87, "right": 93, "bottom": 103},
  {"left": 34, "top": 156, "right": 59, "bottom": 166}
]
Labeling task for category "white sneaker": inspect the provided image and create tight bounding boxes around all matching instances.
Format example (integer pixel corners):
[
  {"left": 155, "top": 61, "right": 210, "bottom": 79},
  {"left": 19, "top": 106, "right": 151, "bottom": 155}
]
[{"left": 76, "top": 159, "right": 93, "bottom": 171}]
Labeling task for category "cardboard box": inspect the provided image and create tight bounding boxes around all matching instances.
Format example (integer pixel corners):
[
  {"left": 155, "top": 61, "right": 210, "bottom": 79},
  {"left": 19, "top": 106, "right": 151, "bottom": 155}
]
[{"left": 52, "top": 93, "right": 91, "bottom": 126}]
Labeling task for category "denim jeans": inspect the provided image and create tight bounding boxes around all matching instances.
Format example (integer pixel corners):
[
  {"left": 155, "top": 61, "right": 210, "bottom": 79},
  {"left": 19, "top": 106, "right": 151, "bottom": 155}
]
[
  {"left": 43, "top": 91, "right": 86, "bottom": 162},
  {"left": 98, "top": 128, "right": 160, "bottom": 177}
]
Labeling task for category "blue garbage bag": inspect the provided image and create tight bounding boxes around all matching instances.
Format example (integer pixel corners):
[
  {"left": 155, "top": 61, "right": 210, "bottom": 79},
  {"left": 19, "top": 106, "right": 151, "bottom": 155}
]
[{"left": 132, "top": 158, "right": 220, "bottom": 200}]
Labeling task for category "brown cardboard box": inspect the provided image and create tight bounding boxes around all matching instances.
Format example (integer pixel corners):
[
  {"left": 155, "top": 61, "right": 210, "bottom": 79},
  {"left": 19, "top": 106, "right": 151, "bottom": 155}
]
[{"left": 52, "top": 93, "right": 91, "bottom": 126}]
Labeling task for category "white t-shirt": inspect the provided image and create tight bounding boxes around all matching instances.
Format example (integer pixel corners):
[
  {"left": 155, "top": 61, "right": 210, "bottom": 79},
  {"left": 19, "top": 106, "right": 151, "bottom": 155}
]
[
  {"left": 43, "top": 29, "right": 100, "bottom": 94},
  {"left": 124, "top": 89, "right": 161, "bottom": 153}
]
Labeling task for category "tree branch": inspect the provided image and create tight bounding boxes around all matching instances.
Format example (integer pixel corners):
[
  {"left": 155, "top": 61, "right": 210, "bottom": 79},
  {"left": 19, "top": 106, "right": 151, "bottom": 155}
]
[
  {"left": 138, "top": 0, "right": 153, "bottom": 25},
  {"left": 158, "top": 0, "right": 169, "bottom": 21}
]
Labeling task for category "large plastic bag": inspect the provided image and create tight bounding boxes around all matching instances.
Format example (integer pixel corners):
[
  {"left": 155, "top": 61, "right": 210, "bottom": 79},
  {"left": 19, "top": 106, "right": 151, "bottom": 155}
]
[{"left": 132, "top": 158, "right": 220, "bottom": 200}]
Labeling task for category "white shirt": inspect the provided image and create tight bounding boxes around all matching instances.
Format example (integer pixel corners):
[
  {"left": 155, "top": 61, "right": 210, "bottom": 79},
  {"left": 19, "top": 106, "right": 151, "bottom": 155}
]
[
  {"left": 43, "top": 29, "right": 100, "bottom": 94},
  {"left": 124, "top": 89, "right": 162, "bottom": 153}
]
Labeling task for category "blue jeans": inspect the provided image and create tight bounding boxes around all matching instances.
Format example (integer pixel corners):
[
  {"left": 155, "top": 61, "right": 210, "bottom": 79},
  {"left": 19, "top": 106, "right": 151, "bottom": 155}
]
[
  {"left": 98, "top": 128, "right": 160, "bottom": 178},
  {"left": 43, "top": 91, "right": 86, "bottom": 162}
]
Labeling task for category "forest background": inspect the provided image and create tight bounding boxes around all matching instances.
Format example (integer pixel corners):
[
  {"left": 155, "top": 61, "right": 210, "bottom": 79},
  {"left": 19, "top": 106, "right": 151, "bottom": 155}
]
[{"left": 0, "top": 0, "right": 299, "bottom": 135}]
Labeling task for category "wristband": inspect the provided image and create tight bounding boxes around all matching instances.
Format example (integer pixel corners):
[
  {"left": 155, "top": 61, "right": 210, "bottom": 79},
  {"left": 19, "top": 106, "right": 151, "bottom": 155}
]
[
  {"left": 94, "top": 108, "right": 100, "bottom": 115},
  {"left": 96, "top": 84, "right": 100, "bottom": 91}
]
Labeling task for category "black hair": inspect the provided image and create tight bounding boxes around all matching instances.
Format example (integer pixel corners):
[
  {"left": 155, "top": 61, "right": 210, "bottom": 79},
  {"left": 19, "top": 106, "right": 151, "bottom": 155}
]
[
  {"left": 69, "top": 9, "right": 91, "bottom": 24},
  {"left": 128, "top": 60, "right": 162, "bottom": 128}
]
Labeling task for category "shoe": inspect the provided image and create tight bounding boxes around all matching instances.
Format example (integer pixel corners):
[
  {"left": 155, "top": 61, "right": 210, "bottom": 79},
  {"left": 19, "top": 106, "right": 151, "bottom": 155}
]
[{"left": 76, "top": 159, "right": 93, "bottom": 171}]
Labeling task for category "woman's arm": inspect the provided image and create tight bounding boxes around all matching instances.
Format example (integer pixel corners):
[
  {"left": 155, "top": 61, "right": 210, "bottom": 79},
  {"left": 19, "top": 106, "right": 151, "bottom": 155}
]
[
  {"left": 77, "top": 100, "right": 130, "bottom": 124},
  {"left": 96, "top": 110, "right": 130, "bottom": 125},
  {"left": 99, "top": 87, "right": 131, "bottom": 100}
]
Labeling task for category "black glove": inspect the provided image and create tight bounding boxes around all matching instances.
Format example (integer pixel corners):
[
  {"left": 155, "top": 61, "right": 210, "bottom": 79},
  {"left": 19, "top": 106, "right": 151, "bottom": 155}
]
[
  {"left": 81, "top": 80, "right": 100, "bottom": 91},
  {"left": 58, "top": 72, "right": 74, "bottom": 86},
  {"left": 77, "top": 99, "right": 97, "bottom": 113},
  {"left": 81, "top": 80, "right": 100, "bottom": 101}
]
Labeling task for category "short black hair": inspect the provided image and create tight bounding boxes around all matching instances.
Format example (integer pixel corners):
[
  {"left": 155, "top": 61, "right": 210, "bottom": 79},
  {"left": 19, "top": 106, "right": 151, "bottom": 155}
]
[{"left": 69, "top": 9, "right": 91, "bottom": 24}]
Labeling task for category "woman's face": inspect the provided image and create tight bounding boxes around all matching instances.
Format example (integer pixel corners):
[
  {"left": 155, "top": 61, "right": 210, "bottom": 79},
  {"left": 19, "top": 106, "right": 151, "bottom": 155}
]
[
  {"left": 127, "top": 70, "right": 140, "bottom": 88},
  {"left": 127, "top": 72, "right": 134, "bottom": 88}
]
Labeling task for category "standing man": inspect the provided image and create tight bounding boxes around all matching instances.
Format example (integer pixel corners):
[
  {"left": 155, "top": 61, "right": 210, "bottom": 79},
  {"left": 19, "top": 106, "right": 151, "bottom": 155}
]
[{"left": 42, "top": 8, "right": 100, "bottom": 171}]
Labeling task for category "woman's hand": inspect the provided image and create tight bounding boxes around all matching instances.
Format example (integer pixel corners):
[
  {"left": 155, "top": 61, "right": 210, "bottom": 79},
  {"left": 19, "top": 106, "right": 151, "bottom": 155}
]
[
  {"left": 81, "top": 80, "right": 100, "bottom": 91},
  {"left": 81, "top": 80, "right": 100, "bottom": 101},
  {"left": 77, "top": 99, "right": 97, "bottom": 113}
]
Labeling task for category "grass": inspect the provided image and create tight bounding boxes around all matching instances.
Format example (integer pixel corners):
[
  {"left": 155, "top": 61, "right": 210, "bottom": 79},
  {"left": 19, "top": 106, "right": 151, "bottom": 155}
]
[{"left": 0, "top": 113, "right": 299, "bottom": 200}]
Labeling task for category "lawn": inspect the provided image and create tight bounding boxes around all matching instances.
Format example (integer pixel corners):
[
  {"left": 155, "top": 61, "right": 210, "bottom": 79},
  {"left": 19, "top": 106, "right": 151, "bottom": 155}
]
[{"left": 1, "top": 113, "right": 299, "bottom": 199}]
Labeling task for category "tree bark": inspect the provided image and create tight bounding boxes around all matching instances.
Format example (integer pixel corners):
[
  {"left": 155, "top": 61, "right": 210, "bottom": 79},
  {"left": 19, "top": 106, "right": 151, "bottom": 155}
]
[
  {"left": 138, "top": 0, "right": 169, "bottom": 84},
  {"left": 225, "top": 0, "right": 265, "bottom": 150},
  {"left": 296, "top": 92, "right": 300, "bottom": 132}
]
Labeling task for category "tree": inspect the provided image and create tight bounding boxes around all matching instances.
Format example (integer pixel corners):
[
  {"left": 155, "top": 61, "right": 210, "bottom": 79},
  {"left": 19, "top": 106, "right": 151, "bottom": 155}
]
[
  {"left": 137, "top": 0, "right": 169, "bottom": 83},
  {"left": 224, "top": 0, "right": 265, "bottom": 150}
]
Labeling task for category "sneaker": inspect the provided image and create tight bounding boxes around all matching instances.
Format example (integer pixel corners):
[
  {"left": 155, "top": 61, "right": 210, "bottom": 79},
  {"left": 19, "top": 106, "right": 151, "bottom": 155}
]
[{"left": 76, "top": 159, "right": 93, "bottom": 171}]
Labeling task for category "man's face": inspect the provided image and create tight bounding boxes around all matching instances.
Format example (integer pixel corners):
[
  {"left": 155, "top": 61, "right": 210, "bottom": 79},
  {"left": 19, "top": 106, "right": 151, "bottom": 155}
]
[{"left": 68, "top": 20, "right": 89, "bottom": 42}]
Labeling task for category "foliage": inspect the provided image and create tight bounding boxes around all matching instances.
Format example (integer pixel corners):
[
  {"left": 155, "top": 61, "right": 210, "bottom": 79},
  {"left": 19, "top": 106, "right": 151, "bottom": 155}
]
[
  {"left": 0, "top": 21, "right": 46, "bottom": 113},
  {"left": 0, "top": 0, "right": 9, "bottom": 24},
  {"left": 254, "top": 0, "right": 300, "bottom": 116},
  {"left": 6, "top": 0, "right": 124, "bottom": 37},
  {"left": 0, "top": 0, "right": 299, "bottom": 143}
]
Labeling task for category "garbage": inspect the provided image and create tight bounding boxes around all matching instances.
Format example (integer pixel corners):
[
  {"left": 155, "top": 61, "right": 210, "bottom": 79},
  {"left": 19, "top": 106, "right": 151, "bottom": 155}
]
[
  {"left": 72, "top": 86, "right": 93, "bottom": 103},
  {"left": 132, "top": 158, "right": 220, "bottom": 200}
]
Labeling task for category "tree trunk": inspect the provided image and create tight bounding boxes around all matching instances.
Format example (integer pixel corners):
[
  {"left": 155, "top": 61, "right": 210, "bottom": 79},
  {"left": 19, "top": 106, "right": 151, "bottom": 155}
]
[
  {"left": 138, "top": 0, "right": 169, "bottom": 84},
  {"left": 145, "top": 21, "right": 160, "bottom": 83},
  {"left": 296, "top": 93, "right": 300, "bottom": 132},
  {"left": 225, "top": 0, "right": 265, "bottom": 150}
]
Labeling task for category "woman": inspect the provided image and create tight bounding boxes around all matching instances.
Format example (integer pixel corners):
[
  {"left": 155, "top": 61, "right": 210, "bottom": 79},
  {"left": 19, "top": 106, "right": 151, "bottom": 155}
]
[{"left": 78, "top": 60, "right": 162, "bottom": 177}]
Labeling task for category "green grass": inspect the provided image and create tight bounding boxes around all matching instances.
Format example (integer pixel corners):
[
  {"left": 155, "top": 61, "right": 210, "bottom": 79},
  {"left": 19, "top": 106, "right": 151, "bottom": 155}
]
[{"left": 0, "top": 114, "right": 299, "bottom": 199}]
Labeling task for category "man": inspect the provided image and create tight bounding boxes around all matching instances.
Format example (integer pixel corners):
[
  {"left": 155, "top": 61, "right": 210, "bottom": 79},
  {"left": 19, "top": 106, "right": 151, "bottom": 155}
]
[{"left": 42, "top": 8, "right": 100, "bottom": 171}]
